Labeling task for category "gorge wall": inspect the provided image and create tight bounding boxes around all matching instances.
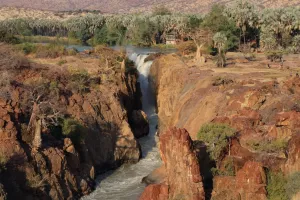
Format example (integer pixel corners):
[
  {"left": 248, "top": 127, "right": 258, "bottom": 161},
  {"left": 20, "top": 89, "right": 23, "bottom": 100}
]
[
  {"left": 0, "top": 45, "right": 145, "bottom": 199},
  {"left": 143, "top": 53, "right": 300, "bottom": 199}
]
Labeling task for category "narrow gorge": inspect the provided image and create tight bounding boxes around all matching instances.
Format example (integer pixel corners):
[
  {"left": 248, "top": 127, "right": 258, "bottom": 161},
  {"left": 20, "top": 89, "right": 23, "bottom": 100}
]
[{"left": 83, "top": 51, "right": 162, "bottom": 200}]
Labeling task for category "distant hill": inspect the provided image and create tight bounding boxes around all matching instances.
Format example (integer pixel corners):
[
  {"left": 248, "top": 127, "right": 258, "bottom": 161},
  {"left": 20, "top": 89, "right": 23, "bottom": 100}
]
[{"left": 0, "top": 0, "right": 299, "bottom": 14}]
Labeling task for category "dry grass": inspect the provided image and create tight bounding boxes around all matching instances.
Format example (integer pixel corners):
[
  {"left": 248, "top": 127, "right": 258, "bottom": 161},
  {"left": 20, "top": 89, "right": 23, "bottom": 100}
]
[{"left": 186, "top": 51, "right": 300, "bottom": 83}]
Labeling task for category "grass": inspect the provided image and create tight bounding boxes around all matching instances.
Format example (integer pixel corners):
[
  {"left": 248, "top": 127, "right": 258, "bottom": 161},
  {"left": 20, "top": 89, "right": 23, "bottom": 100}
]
[
  {"left": 35, "top": 43, "right": 66, "bottom": 58},
  {"left": 17, "top": 35, "right": 80, "bottom": 45},
  {"left": 246, "top": 138, "right": 288, "bottom": 154}
]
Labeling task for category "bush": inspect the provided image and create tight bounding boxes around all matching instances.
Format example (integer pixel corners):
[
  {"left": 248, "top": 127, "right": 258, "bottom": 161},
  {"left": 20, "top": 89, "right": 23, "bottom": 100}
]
[
  {"left": 266, "top": 170, "right": 288, "bottom": 200},
  {"left": 266, "top": 50, "right": 285, "bottom": 62},
  {"left": 212, "top": 77, "right": 234, "bottom": 86},
  {"left": 57, "top": 59, "right": 67, "bottom": 66},
  {"left": 16, "top": 43, "right": 37, "bottom": 55},
  {"left": 62, "top": 118, "right": 86, "bottom": 147},
  {"left": 68, "top": 69, "right": 90, "bottom": 94},
  {"left": 211, "top": 157, "right": 235, "bottom": 176},
  {"left": 197, "top": 123, "right": 236, "bottom": 161},
  {"left": 285, "top": 172, "right": 300, "bottom": 199},
  {"left": 35, "top": 44, "right": 66, "bottom": 58},
  {"left": 0, "top": 29, "right": 20, "bottom": 44},
  {"left": 246, "top": 138, "right": 288, "bottom": 154}
]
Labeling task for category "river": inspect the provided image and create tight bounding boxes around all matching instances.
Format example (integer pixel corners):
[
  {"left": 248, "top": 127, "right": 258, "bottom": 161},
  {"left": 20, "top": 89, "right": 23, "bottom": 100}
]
[{"left": 82, "top": 46, "right": 175, "bottom": 200}]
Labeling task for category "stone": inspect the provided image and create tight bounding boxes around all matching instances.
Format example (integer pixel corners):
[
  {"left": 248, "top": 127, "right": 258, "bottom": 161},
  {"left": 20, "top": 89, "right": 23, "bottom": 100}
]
[
  {"left": 5, "top": 121, "right": 14, "bottom": 130},
  {"left": 144, "top": 127, "right": 205, "bottom": 200},
  {"left": 0, "top": 119, "right": 4, "bottom": 128},
  {"left": 140, "top": 184, "right": 168, "bottom": 200},
  {"left": 131, "top": 110, "right": 149, "bottom": 138},
  {"left": 0, "top": 98, "right": 6, "bottom": 107},
  {"left": 0, "top": 107, "right": 7, "bottom": 118}
]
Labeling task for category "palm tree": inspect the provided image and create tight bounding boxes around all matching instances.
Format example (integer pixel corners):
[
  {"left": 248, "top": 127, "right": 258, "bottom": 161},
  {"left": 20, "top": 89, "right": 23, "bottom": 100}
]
[
  {"left": 213, "top": 32, "right": 227, "bottom": 67},
  {"left": 225, "top": 0, "right": 258, "bottom": 49}
]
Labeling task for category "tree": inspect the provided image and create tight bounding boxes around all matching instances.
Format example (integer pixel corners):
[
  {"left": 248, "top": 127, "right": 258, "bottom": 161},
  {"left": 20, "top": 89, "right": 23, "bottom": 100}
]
[
  {"left": 225, "top": 0, "right": 258, "bottom": 49},
  {"left": 290, "top": 35, "right": 300, "bottom": 53},
  {"left": 186, "top": 28, "right": 213, "bottom": 62},
  {"left": 202, "top": 4, "right": 239, "bottom": 51},
  {"left": 24, "top": 78, "right": 64, "bottom": 149},
  {"left": 197, "top": 123, "right": 236, "bottom": 166},
  {"left": 213, "top": 32, "right": 228, "bottom": 67}
]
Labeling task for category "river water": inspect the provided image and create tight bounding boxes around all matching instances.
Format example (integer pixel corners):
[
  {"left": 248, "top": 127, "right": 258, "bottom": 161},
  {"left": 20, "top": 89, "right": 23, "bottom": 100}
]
[{"left": 83, "top": 47, "right": 175, "bottom": 200}]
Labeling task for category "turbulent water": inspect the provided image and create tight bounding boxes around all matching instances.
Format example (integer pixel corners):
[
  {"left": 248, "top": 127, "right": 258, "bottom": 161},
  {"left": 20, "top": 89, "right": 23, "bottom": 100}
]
[{"left": 83, "top": 52, "right": 161, "bottom": 200}]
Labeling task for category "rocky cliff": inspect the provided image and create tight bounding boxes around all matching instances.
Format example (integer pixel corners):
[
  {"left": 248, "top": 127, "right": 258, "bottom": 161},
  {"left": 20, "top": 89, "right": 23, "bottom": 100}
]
[
  {"left": 0, "top": 44, "right": 145, "bottom": 199},
  {"left": 140, "top": 127, "right": 205, "bottom": 200},
  {"left": 145, "top": 53, "right": 300, "bottom": 199}
]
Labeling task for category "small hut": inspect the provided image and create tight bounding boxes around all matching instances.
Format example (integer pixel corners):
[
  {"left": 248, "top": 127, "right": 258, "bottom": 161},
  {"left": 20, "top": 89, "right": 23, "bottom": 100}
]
[{"left": 166, "top": 31, "right": 177, "bottom": 45}]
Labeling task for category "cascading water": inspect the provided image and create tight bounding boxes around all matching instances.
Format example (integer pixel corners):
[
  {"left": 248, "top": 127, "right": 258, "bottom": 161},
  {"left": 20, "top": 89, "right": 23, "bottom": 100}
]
[{"left": 82, "top": 52, "right": 160, "bottom": 200}]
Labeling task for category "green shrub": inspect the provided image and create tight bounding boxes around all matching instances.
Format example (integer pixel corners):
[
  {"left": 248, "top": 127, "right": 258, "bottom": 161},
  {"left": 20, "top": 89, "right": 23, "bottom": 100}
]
[
  {"left": 197, "top": 123, "right": 236, "bottom": 161},
  {"left": 246, "top": 139, "right": 288, "bottom": 154},
  {"left": 211, "top": 157, "right": 235, "bottom": 176},
  {"left": 57, "top": 59, "right": 67, "bottom": 66},
  {"left": 266, "top": 170, "right": 288, "bottom": 200},
  {"left": 285, "top": 172, "right": 300, "bottom": 199},
  {"left": 16, "top": 43, "right": 37, "bottom": 55},
  {"left": 265, "top": 50, "right": 286, "bottom": 62},
  {"left": 62, "top": 118, "right": 86, "bottom": 147},
  {"left": 68, "top": 69, "right": 90, "bottom": 94},
  {"left": 0, "top": 29, "right": 20, "bottom": 44}
]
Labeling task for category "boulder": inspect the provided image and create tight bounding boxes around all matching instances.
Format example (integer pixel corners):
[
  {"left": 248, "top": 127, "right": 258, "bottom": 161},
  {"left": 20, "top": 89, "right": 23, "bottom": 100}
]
[
  {"left": 141, "top": 127, "right": 205, "bottom": 200},
  {"left": 131, "top": 110, "right": 149, "bottom": 138}
]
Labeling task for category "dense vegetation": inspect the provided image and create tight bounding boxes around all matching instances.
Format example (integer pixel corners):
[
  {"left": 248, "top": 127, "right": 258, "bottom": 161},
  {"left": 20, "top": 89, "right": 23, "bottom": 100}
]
[{"left": 0, "top": 2, "right": 299, "bottom": 53}]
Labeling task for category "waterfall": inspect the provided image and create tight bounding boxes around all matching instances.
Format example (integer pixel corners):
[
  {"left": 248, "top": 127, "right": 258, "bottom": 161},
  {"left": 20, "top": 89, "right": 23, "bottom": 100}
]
[{"left": 83, "top": 53, "right": 160, "bottom": 200}]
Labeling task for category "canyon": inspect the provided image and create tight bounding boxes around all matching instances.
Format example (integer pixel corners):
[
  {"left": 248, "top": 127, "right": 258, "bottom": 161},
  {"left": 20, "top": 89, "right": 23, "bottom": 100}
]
[{"left": 0, "top": 42, "right": 299, "bottom": 200}]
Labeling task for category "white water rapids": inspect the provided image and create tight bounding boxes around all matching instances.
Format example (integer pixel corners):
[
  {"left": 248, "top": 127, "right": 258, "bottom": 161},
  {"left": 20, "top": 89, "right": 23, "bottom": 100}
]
[{"left": 82, "top": 53, "right": 161, "bottom": 200}]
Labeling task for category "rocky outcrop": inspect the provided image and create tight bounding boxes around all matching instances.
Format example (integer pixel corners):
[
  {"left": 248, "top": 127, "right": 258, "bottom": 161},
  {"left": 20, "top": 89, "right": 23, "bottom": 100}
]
[
  {"left": 0, "top": 45, "right": 143, "bottom": 199},
  {"left": 130, "top": 110, "right": 149, "bottom": 138},
  {"left": 212, "top": 161, "right": 267, "bottom": 200},
  {"left": 147, "top": 54, "right": 300, "bottom": 200},
  {"left": 141, "top": 127, "right": 205, "bottom": 200},
  {"left": 282, "top": 134, "right": 300, "bottom": 175}
]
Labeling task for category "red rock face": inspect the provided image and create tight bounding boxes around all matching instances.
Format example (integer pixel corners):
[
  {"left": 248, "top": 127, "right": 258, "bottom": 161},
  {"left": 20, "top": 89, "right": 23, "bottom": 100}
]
[
  {"left": 141, "top": 127, "right": 205, "bottom": 200},
  {"left": 213, "top": 161, "right": 267, "bottom": 200},
  {"left": 139, "top": 184, "right": 168, "bottom": 200},
  {"left": 282, "top": 134, "right": 300, "bottom": 175}
]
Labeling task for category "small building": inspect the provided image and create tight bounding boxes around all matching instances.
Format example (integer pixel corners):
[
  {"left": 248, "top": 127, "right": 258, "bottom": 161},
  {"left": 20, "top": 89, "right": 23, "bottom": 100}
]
[{"left": 166, "top": 32, "right": 177, "bottom": 45}]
